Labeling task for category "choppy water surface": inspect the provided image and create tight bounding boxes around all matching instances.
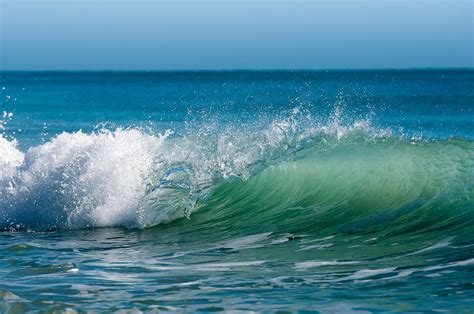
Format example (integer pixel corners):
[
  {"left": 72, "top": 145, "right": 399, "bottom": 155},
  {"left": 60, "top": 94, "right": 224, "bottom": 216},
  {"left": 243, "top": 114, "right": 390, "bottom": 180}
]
[{"left": 0, "top": 70, "right": 473, "bottom": 312}]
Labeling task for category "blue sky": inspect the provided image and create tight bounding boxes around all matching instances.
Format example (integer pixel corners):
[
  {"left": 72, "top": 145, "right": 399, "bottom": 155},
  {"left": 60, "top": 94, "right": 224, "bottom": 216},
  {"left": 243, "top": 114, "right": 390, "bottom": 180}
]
[{"left": 1, "top": 0, "right": 472, "bottom": 70}]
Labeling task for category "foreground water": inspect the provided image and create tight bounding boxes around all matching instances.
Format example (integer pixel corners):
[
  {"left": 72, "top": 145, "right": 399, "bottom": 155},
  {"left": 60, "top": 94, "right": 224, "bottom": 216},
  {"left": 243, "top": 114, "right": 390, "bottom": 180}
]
[{"left": 0, "top": 70, "right": 473, "bottom": 312}]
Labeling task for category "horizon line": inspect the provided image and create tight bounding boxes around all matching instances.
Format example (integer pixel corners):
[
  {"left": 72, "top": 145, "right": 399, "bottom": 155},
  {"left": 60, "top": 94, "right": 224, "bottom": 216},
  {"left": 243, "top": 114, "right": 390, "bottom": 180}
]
[{"left": 0, "top": 67, "right": 473, "bottom": 73}]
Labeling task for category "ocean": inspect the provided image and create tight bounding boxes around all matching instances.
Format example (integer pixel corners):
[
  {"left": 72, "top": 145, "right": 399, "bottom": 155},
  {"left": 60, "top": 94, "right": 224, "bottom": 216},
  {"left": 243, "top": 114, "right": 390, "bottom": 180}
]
[{"left": 0, "top": 70, "right": 473, "bottom": 312}]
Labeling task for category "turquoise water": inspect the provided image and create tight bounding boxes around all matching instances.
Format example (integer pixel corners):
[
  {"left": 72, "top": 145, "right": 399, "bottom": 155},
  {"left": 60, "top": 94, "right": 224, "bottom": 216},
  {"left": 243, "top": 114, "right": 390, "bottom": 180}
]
[{"left": 0, "top": 70, "right": 473, "bottom": 312}]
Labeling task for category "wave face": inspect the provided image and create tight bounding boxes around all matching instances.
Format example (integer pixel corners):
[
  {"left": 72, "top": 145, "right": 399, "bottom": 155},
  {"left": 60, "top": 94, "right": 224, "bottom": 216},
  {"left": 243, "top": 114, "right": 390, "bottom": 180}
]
[{"left": 200, "top": 137, "right": 473, "bottom": 238}]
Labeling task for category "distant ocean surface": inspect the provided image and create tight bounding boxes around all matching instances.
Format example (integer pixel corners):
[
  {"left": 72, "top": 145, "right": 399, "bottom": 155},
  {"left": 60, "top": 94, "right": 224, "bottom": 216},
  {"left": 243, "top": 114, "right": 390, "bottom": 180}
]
[{"left": 0, "top": 70, "right": 473, "bottom": 312}]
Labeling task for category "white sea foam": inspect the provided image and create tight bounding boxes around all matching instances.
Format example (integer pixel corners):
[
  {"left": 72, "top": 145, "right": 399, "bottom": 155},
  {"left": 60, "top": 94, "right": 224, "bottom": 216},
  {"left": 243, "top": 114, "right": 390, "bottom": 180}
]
[
  {"left": 407, "top": 237, "right": 453, "bottom": 256},
  {"left": 340, "top": 267, "right": 397, "bottom": 281},
  {"left": 0, "top": 136, "right": 24, "bottom": 179},
  {"left": 295, "top": 260, "right": 359, "bottom": 270},
  {"left": 1, "top": 129, "right": 169, "bottom": 230}
]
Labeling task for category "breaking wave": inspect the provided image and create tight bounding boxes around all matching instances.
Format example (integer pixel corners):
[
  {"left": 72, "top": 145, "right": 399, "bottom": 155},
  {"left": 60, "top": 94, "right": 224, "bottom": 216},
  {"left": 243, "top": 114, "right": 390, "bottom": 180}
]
[{"left": 1, "top": 110, "right": 473, "bottom": 232}]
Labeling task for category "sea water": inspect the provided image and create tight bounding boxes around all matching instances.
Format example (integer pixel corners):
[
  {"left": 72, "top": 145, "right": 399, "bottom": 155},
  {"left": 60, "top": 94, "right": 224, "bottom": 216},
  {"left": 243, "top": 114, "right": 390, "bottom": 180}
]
[{"left": 0, "top": 70, "right": 473, "bottom": 312}]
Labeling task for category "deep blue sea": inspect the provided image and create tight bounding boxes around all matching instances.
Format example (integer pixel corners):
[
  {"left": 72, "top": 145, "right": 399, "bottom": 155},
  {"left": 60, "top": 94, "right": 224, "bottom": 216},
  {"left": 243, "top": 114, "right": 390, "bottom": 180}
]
[{"left": 0, "top": 70, "right": 473, "bottom": 312}]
